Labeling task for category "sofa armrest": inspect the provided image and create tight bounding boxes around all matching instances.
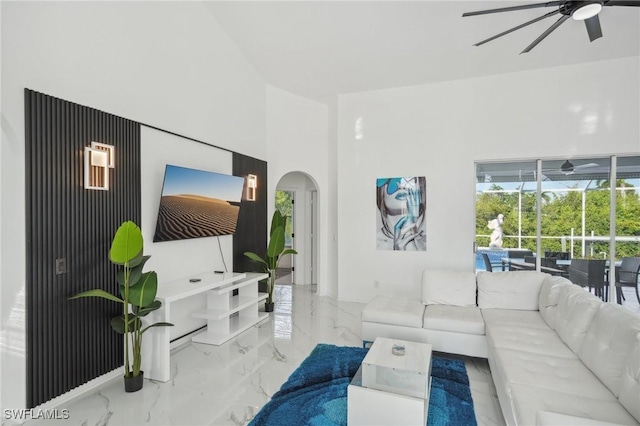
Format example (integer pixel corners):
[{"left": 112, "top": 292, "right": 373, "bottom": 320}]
[{"left": 536, "top": 411, "right": 629, "bottom": 426}]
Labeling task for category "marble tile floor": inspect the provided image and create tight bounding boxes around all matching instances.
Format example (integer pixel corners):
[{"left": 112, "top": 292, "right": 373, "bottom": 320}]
[{"left": 23, "top": 284, "right": 506, "bottom": 426}]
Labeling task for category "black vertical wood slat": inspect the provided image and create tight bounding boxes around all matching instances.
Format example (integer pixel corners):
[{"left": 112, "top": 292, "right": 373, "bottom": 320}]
[
  {"left": 232, "top": 153, "right": 268, "bottom": 273},
  {"left": 25, "top": 89, "right": 140, "bottom": 408},
  {"left": 24, "top": 89, "right": 34, "bottom": 406}
]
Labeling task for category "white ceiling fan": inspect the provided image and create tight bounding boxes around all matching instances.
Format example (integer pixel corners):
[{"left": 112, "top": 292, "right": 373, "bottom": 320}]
[
  {"left": 462, "top": 1, "right": 640, "bottom": 54},
  {"left": 552, "top": 160, "right": 599, "bottom": 175}
]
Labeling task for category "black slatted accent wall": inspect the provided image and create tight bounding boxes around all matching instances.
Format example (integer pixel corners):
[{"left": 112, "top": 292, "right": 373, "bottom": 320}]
[
  {"left": 233, "top": 153, "right": 267, "bottom": 272},
  {"left": 25, "top": 89, "right": 141, "bottom": 408}
]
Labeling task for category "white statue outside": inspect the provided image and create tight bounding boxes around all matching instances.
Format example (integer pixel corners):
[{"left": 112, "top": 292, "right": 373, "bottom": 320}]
[{"left": 487, "top": 214, "right": 504, "bottom": 249}]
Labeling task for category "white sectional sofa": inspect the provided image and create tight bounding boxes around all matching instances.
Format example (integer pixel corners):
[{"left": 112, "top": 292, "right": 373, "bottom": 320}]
[{"left": 361, "top": 270, "right": 640, "bottom": 425}]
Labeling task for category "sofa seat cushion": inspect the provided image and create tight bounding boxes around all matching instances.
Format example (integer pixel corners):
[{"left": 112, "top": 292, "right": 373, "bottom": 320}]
[
  {"left": 486, "top": 326, "right": 577, "bottom": 359},
  {"left": 536, "top": 411, "right": 633, "bottom": 426},
  {"left": 483, "top": 309, "right": 578, "bottom": 358},
  {"left": 477, "top": 271, "right": 547, "bottom": 310},
  {"left": 482, "top": 308, "right": 550, "bottom": 330},
  {"left": 422, "top": 305, "right": 485, "bottom": 335},
  {"left": 361, "top": 295, "right": 424, "bottom": 328},
  {"left": 492, "top": 347, "right": 617, "bottom": 400},
  {"left": 510, "top": 383, "right": 640, "bottom": 426}
]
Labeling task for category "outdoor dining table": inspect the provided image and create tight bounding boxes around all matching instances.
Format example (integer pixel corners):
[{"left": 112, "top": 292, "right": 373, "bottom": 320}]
[{"left": 500, "top": 258, "right": 566, "bottom": 275}]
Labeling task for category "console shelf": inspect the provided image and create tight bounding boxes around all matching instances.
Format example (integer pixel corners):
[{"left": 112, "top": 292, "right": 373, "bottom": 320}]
[
  {"left": 192, "top": 294, "right": 268, "bottom": 320},
  {"left": 143, "top": 271, "right": 269, "bottom": 382},
  {"left": 208, "top": 274, "right": 270, "bottom": 295},
  {"left": 192, "top": 313, "right": 270, "bottom": 345},
  {"left": 190, "top": 272, "right": 269, "bottom": 346}
]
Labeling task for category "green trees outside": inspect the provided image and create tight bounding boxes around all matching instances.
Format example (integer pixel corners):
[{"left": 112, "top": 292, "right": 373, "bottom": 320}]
[
  {"left": 476, "top": 181, "right": 640, "bottom": 258},
  {"left": 275, "top": 190, "right": 294, "bottom": 247}
]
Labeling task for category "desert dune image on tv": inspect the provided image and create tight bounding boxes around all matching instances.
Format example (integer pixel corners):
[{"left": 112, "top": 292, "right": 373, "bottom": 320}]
[{"left": 153, "top": 165, "right": 245, "bottom": 242}]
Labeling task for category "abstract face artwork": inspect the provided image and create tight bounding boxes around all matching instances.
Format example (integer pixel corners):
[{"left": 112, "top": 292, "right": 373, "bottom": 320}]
[{"left": 376, "top": 177, "right": 426, "bottom": 251}]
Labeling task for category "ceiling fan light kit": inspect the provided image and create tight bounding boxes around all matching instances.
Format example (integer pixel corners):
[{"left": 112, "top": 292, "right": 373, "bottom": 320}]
[
  {"left": 462, "top": 0, "right": 639, "bottom": 53},
  {"left": 572, "top": 2, "right": 603, "bottom": 20},
  {"left": 560, "top": 160, "right": 575, "bottom": 174},
  {"left": 555, "top": 160, "right": 600, "bottom": 175}
]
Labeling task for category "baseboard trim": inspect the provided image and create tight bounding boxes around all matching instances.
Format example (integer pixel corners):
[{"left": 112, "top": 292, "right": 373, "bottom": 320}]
[
  {"left": 12, "top": 330, "right": 217, "bottom": 420},
  {"left": 3, "top": 368, "right": 123, "bottom": 424}
]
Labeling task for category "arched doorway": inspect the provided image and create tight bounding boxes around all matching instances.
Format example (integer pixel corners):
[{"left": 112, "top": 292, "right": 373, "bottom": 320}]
[{"left": 274, "top": 171, "right": 319, "bottom": 291}]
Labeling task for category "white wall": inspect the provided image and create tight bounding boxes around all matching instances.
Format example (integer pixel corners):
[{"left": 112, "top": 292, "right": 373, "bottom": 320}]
[
  {"left": 327, "top": 104, "right": 339, "bottom": 298},
  {"left": 337, "top": 57, "right": 640, "bottom": 302},
  {"left": 266, "top": 86, "right": 330, "bottom": 294},
  {"left": 1, "top": 1, "right": 266, "bottom": 410}
]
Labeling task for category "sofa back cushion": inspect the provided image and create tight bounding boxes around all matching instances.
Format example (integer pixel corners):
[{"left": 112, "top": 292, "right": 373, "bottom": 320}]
[
  {"left": 538, "top": 275, "right": 573, "bottom": 329},
  {"left": 421, "top": 269, "right": 477, "bottom": 307},
  {"left": 618, "top": 335, "right": 640, "bottom": 423},
  {"left": 477, "top": 271, "right": 546, "bottom": 310},
  {"left": 578, "top": 303, "right": 640, "bottom": 399},
  {"left": 555, "top": 284, "right": 601, "bottom": 353}
]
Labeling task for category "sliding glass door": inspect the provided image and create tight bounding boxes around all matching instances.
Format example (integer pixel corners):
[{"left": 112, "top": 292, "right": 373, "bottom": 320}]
[{"left": 476, "top": 155, "right": 640, "bottom": 272}]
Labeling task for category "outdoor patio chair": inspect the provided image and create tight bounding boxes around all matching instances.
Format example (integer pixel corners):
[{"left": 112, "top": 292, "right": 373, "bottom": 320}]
[
  {"left": 523, "top": 256, "right": 539, "bottom": 270},
  {"left": 544, "top": 251, "right": 571, "bottom": 260},
  {"left": 615, "top": 257, "right": 640, "bottom": 305},
  {"left": 568, "top": 259, "right": 608, "bottom": 301},
  {"left": 481, "top": 253, "right": 503, "bottom": 272}
]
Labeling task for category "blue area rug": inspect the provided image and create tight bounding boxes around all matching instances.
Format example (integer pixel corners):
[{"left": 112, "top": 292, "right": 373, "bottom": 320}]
[{"left": 249, "top": 343, "right": 477, "bottom": 426}]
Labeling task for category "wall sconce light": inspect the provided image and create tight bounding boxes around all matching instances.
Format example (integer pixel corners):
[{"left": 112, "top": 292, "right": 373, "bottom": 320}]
[
  {"left": 246, "top": 174, "right": 257, "bottom": 201},
  {"left": 84, "top": 142, "right": 115, "bottom": 190}
]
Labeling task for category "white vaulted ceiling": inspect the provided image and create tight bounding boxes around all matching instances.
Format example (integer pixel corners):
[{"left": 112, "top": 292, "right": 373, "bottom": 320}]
[{"left": 203, "top": 1, "right": 640, "bottom": 104}]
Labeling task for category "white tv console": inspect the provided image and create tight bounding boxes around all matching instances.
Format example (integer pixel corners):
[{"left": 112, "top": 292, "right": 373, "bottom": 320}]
[{"left": 142, "top": 271, "right": 269, "bottom": 382}]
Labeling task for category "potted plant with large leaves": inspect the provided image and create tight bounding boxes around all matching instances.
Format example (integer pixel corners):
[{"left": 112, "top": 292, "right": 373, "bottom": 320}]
[
  {"left": 69, "top": 221, "right": 173, "bottom": 392},
  {"left": 244, "top": 210, "right": 297, "bottom": 312}
]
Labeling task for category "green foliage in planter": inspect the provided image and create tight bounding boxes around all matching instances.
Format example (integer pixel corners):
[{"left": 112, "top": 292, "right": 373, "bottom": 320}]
[
  {"left": 244, "top": 210, "right": 297, "bottom": 304},
  {"left": 69, "top": 221, "right": 173, "bottom": 378}
]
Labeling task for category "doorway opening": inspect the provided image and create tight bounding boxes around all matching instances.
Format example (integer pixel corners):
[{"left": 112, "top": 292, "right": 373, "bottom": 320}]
[
  {"left": 275, "top": 172, "right": 319, "bottom": 292},
  {"left": 275, "top": 190, "right": 294, "bottom": 285}
]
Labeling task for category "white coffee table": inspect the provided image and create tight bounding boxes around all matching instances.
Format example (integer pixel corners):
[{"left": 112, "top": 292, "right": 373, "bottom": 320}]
[{"left": 347, "top": 337, "right": 432, "bottom": 426}]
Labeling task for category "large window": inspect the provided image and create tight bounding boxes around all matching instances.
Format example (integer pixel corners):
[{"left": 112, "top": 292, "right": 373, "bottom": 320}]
[
  {"left": 539, "top": 158, "right": 611, "bottom": 259},
  {"left": 615, "top": 156, "right": 640, "bottom": 258},
  {"left": 475, "top": 156, "right": 640, "bottom": 271},
  {"left": 476, "top": 160, "right": 537, "bottom": 252}
]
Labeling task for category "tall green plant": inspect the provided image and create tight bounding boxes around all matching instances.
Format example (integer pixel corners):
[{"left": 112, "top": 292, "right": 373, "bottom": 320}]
[
  {"left": 244, "top": 210, "right": 297, "bottom": 304},
  {"left": 69, "top": 221, "right": 172, "bottom": 378}
]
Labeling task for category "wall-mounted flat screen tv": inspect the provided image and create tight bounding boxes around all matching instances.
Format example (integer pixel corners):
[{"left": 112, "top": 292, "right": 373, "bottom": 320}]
[{"left": 153, "top": 164, "right": 245, "bottom": 242}]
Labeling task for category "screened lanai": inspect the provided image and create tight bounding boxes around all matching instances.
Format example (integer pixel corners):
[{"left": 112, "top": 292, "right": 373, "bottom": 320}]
[{"left": 475, "top": 155, "right": 640, "bottom": 310}]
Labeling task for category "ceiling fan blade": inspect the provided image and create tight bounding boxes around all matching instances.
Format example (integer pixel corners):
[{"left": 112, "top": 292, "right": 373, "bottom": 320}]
[
  {"left": 604, "top": 1, "right": 640, "bottom": 6},
  {"left": 474, "top": 10, "right": 560, "bottom": 46},
  {"left": 462, "top": 1, "right": 563, "bottom": 17},
  {"left": 521, "top": 14, "right": 570, "bottom": 54},
  {"left": 584, "top": 15, "right": 603, "bottom": 41},
  {"left": 573, "top": 163, "right": 600, "bottom": 169}
]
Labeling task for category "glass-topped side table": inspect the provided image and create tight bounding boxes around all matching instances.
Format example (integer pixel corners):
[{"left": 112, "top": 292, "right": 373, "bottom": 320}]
[{"left": 347, "top": 337, "right": 432, "bottom": 425}]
